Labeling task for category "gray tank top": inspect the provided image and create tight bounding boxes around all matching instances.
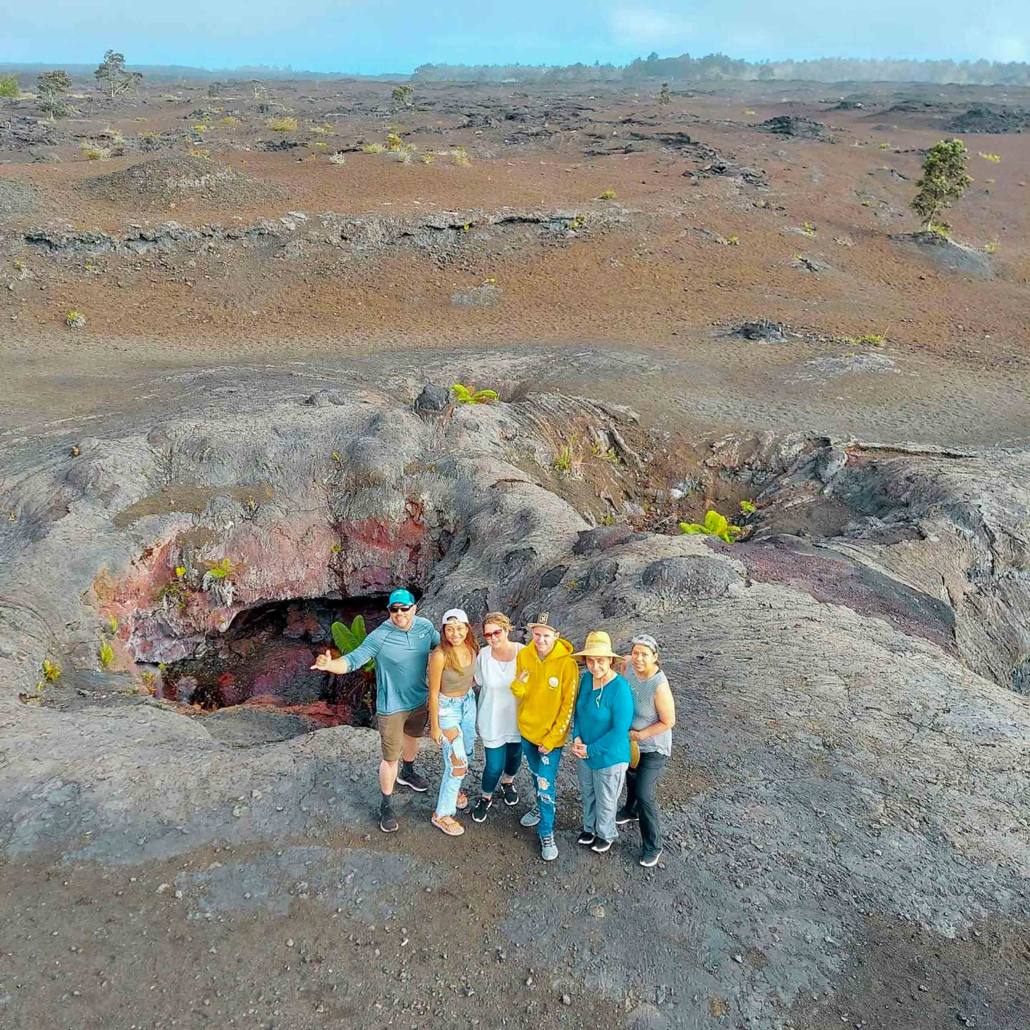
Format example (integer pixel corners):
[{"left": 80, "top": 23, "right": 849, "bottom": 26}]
[
  {"left": 625, "top": 667, "right": 672, "bottom": 756},
  {"left": 440, "top": 658, "right": 475, "bottom": 696}
]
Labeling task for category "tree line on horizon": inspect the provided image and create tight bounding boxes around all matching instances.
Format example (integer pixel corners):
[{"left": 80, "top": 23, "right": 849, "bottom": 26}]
[{"left": 412, "top": 53, "right": 1030, "bottom": 86}]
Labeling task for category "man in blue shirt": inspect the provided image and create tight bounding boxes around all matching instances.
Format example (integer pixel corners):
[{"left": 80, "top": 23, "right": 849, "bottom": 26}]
[{"left": 312, "top": 589, "right": 440, "bottom": 832}]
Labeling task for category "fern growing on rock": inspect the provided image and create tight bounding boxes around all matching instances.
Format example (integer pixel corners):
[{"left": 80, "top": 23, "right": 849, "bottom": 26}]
[
  {"left": 451, "top": 384, "right": 499, "bottom": 404},
  {"left": 679, "top": 509, "right": 743, "bottom": 543},
  {"left": 331, "top": 616, "right": 375, "bottom": 673}
]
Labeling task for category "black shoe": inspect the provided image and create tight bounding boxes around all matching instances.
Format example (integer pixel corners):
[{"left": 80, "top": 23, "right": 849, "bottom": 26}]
[
  {"left": 472, "top": 797, "right": 492, "bottom": 823},
  {"left": 379, "top": 803, "right": 398, "bottom": 833},
  {"left": 615, "top": 807, "right": 638, "bottom": 826},
  {"left": 639, "top": 848, "right": 663, "bottom": 868},
  {"left": 396, "top": 765, "right": 428, "bottom": 792},
  {"left": 499, "top": 781, "right": 519, "bottom": 806},
  {"left": 577, "top": 831, "right": 596, "bottom": 846},
  {"left": 590, "top": 837, "right": 612, "bottom": 853}
]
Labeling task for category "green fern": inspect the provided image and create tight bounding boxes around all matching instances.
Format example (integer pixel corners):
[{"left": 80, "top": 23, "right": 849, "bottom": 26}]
[
  {"left": 99, "top": 640, "right": 115, "bottom": 668},
  {"left": 451, "top": 383, "right": 498, "bottom": 405},
  {"left": 739, "top": 500, "right": 756, "bottom": 515},
  {"left": 331, "top": 616, "right": 375, "bottom": 673},
  {"left": 679, "top": 509, "right": 743, "bottom": 544},
  {"left": 204, "top": 557, "right": 236, "bottom": 580}
]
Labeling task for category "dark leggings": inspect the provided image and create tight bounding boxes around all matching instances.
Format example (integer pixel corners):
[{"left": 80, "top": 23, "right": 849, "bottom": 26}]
[
  {"left": 482, "top": 741, "right": 523, "bottom": 796},
  {"left": 624, "top": 752, "right": 667, "bottom": 851}
]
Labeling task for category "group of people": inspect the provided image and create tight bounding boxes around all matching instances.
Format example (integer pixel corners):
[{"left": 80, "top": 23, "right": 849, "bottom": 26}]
[{"left": 311, "top": 589, "right": 675, "bottom": 867}]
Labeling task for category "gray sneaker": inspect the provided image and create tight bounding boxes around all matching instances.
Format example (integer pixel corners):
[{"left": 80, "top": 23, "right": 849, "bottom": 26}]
[
  {"left": 540, "top": 834, "right": 558, "bottom": 861},
  {"left": 520, "top": 805, "right": 540, "bottom": 827}
]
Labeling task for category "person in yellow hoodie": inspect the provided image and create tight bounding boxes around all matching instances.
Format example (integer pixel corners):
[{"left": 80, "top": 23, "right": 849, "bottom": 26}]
[{"left": 509, "top": 612, "right": 579, "bottom": 861}]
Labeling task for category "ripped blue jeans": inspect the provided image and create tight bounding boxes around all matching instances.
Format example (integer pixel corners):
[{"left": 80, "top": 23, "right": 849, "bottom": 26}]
[
  {"left": 436, "top": 691, "right": 477, "bottom": 819},
  {"left": 521, "top": 737, "right": 563, "bottom": 838}
]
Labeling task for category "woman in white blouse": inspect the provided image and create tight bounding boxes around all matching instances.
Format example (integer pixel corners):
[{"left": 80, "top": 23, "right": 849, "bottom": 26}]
[{"left": 470, "top": 612, "right": 523, "bottom": 822}]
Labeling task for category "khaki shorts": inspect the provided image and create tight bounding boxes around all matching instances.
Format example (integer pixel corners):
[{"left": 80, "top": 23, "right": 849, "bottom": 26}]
[{"left": 378, "top": 703, "right": 429, "bottom": 762}]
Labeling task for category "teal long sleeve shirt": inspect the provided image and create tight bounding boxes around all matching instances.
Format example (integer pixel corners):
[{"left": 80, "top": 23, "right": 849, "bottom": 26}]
[
  {"left": 572, "top": 670, "right": 634, "bottom": 770},
  {"left": 344, "top": 616, "right": 441, "bottom": 715}
]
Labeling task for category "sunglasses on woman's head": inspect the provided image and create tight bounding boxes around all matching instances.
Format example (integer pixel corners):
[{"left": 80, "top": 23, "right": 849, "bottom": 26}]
[{"left": 389, "top": 604, "right": 414, "bottom": 613}]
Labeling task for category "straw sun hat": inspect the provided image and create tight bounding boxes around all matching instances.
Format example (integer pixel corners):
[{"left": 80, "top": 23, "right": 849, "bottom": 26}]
[{"left": 571, "top": 630, "right": 624, "bottom": 660}]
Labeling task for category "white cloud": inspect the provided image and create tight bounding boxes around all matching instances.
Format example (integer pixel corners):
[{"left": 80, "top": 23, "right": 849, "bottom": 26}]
[{"left": 609, "top": 8, "right": 695, "bottom": 46}]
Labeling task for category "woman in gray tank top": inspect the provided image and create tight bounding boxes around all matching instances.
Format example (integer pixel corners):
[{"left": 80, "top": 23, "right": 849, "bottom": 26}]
[{"left": 616, "top": 633, "right": 676, "bottom": 867}]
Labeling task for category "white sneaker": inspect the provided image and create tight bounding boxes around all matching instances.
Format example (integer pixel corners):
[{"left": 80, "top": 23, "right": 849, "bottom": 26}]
[
  {"left": 520, "top": 805, "right": 540, "bottom": 827},
  {"left": 540, "top": 834, "right": 558, "bottom": 861}
]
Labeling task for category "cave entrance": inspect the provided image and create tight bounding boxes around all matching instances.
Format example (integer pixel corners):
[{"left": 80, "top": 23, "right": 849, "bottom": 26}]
[{"left": 158, "top": 595, "right": 393, "bottom": 730}]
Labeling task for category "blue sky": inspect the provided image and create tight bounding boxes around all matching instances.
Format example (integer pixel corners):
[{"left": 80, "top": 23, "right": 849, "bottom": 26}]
[{"left": 4, "top": 1, "right": 1027, "bottom": 71}]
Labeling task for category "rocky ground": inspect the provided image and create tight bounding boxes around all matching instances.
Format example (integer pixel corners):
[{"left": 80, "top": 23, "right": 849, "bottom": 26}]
[{"left": 1, "top": 76, "right": 1028, "bottom": 1030}]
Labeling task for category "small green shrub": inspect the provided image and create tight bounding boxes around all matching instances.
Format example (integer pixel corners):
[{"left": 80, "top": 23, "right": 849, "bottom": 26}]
[
  {"left": 105, "top": 612, "right": 119, "bottom": 634},
  {"left": 978, "top": 152, "right": 1001, "bottom": 163},
  {"left": 739, "top": 500, "right": 756, "bottom": 515},
  {"left": 598, "top": 188, "right": 617, "bottom": 200},
  {"left": 99, "top": 640, "right": 115, "bottom": 668},
  {"left": 679, "top": 509, "right": 742, "bottom": 544},
  {"left": 857, "top": 333, "right": 884, "bottom": 346},
  {"left": 140, "top": 670, "right": 156, "bottom": 689},
  {"left": 451, "top": 383, "right": 499, "bottom": 404},
  {"left": 591, "top": 440, "right": 618, "bottom": 462},
  {"left": 331, "top": 616, "right": 375, "bottom": 673},
  {"left": 42, "top": 659, "right": 61, "bottom": 682},
  {"left": 0, "top": 76, "right": 19, "bottom": 98},
  {"left": 219, "top": 115, "right": 240, "bottom": 126},
  {"left": 79, "top": 142, "right": 110, "bottom": 161},
  {"left": 801, "top": 220, "right": 817, "bottom": 236},
  {"left": 984, "top": 241, "right": 999, "bottom": 254},
  {"left": 267, "top": 116, "right": 298, "bottom": 132},
  {"left": 392, "top": 84, "right": 414, "bottom": 108},
  {"left": 204, "top": 557, "right": 236, "bottom": 580},
  {"left": 452, "top": 146, "right": 470, "bottom": 166},
  {"left": 725, "top": 236, "right": 740, "bottom": 246},
  {"left": 362, "top": 142, "right": 386, "bottom": 154},
  {"left": 66, "top": 310, "right": 87, "bottom": 328},
  {"left": 553, "top": 445, "right": 575, "bottom": 476}
]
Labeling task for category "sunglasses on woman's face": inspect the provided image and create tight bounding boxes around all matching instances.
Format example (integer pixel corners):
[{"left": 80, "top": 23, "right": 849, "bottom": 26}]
[
  {"left": 483, "top": 629, "right": 504, "bottom": 639},
  {"left": 389, "top": 604, "right": 414, "bottom": 614}
]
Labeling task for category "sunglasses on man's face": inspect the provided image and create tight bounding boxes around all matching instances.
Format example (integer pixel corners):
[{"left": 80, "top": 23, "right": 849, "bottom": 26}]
[{"left": 389, "top": 604, "right": 414, "bottom": 614}]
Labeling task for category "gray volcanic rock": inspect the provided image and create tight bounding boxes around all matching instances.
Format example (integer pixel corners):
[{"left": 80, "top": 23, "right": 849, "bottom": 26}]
[{"left": 0, "top": 387, "right": 1028, "bottom": 1028}]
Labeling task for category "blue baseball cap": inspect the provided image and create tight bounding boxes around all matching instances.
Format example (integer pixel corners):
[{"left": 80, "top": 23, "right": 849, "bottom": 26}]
[{"left": 387, "top": 589, "right": 416, "bottom": 608}]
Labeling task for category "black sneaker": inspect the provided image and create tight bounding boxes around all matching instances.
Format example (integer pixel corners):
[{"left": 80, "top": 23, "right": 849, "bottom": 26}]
[
  {"left": 615, "top": 807, "right": 638, "bottom": 826},
  {"left": 577, "top": 831, "right": 596, "bottom": 846},
  {"left": 590, "top": 837, "right": 612, "bottom": 853},
  {"left": 499, "top": 781, "right": 519, "bottom": 806},
  {"left": 396, "top": 765, "right": 429, "bottom": 792},
  {"left": 379, "top": 802, "right": 398, "bottom": 833},
  {"left": 639, "top": 848, "right": 663, "bottom": 868},
  {"left": 471, "top": 797, "right": 492, "bottom": 823}
]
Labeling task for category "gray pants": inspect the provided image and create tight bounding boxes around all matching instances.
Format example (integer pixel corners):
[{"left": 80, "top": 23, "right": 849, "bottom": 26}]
[{"left": 578, "top": 760, "right": 629, "bottom": 842}]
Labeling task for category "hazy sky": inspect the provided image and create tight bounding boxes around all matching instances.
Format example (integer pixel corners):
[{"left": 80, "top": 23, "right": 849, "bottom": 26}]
[{"left": 4, "top": 1, "right": 1027, "bottom": 70}]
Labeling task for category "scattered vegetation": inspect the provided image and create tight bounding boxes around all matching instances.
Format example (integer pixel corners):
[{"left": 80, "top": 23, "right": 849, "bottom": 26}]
[
  {"left": 911, "top": 138, "right": 972, "bottom": 233},
  {"left": 98, "top": 640, "right": 115, "bottom": 669},
  {"left": 739, "top": 500, "right": 757, "bottom": 515},
  {"left": 140, "top": 670, "right": 156, "bottom": 689},
  {"left": 879, "top": 141, "right": 892, "bottom": 149},
  {"left": 725, "top": 236, "right": 740, "bottom": 246},
  {"left": 978, "top": 152, "right": 1001, "bottom": 163},
  {"left": 801, "top": 220, "right": 817, "bottom": 236},
  {"left": 310, "top": 121, "right": 333, "bottom": 134},
  {"left": 331, "top": 616, "right": 375, "bottom": 673},
  {"left": 658, "top": 82, "right": 671, "bottom": 106},
  {"left": 79, "top": 141, "right": 110, "bottom": 161},
  {"left": 66, "top": 310, "right": 87, "bottom": 328},
  {"left": 552, "top": 445, "right": 575, "bottom": 476},
  {"left": 598, "top": 188, "right": 617, "bottom": 200},
  {"left": 37, "top": 70, "right": 71, "bottom": 120},
  {"left": 191, "top": 123, "right": 208, "bottom": 133},
  {"left": 0, "top": 75, "right": 19, "bottom": 98},
  {"left": 679, "top": 509, "right": 743, "bottom": 543},
  {"left": 329, "top": 151, "right": 347, "bottom": 165},
  {"left": 451, "top": 383, "right": 499, "bottom": 404},
  {"left": 187, "top": 147, "right": 210, "bottom": 158},
  {"left": 420, "top": 153, "right": 435, "bottom": 165},
  {"left": 985, "top": 241, "right": 999, "bottom": 254},
  {"left": 452, "top": 146, "right": 471, "bottom": 166},
  {"left": 591, "top": 440, "right": 619, "bottom": 462},
  {"left": 267, "top": 115, "right": 298, "bottom": 132},
  {"left": 219, "top": 115, "right": 240, "bottom": 126},
  {"left": 42, "top": 659, "right": 62, "bottom": 683},
  {"left": 105, "top": 612, "right": 119, "bottom": 634},
  {"left": 362, "top": 142, "right": 386, "bottom": 154},
  {"left": 95, "top": 49, "right": 142, "bottom": 99}
]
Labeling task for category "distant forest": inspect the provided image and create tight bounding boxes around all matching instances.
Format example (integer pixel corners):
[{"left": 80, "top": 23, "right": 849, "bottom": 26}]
[{"left": 413, "top": 54, "right": 1030, "bottom": 86}]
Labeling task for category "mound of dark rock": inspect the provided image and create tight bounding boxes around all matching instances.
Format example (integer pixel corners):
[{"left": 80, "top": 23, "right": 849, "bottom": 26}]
[
  {"left": 946, "top": 106, "right": 1030, "bottom": 134},
  {"left": 80, "top": 155, "right": 284, "bottom": 208},
  {"left": 892, "top": 231, "right": 994, "bottom": 278},
  {"left": 0, "top": 179, "right": 39, "bottom": 216},
  {"left": 754, "top": 116, "right": 832, "bottom": 140},
  {"left": 0, "top": 116, "right": 58, "bottom": 149},
  {"left": 736, "top": 319, "right": 787, "bottom": 342}
]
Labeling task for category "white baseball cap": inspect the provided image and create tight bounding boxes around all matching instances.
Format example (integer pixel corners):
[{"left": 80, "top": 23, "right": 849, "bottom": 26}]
[{"left": 442, "top": 608, "right": 470, "bottom": 624}]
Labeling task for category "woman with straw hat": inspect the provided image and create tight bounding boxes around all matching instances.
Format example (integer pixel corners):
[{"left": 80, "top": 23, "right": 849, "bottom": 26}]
[{"left": 570, "top": 630, "right": 634, "bottom": 853}]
